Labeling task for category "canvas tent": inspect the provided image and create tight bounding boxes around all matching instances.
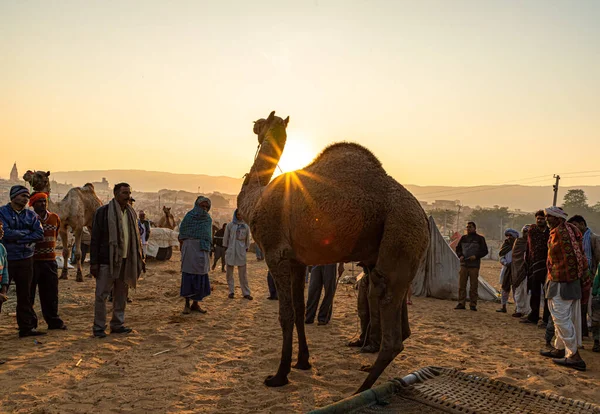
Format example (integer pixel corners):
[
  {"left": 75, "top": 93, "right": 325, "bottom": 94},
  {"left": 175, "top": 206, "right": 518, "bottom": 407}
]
[{"left": 412, "top": 217, "right": 498, "bottom": 302}]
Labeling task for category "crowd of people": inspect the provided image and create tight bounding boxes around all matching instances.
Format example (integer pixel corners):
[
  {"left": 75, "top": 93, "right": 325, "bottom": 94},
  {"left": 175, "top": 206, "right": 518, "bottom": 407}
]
[
  {"left": 1, "top": 182, "right": 599, "bottom": 374},
  {"left": 454, "top": 208, "right": 600, "bottom": 372}
]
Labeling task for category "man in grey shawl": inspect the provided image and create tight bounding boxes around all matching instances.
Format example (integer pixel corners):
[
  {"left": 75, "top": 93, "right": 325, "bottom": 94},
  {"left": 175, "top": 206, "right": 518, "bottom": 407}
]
[
  {"left": 497, "top": 229, "right": 519, "bottom": 313},
  {"left": 90, "top": 183, "right": 143, "bottom": 338},
  {"left": 511, "top": 226, "right": 531, "bottom": 318}
]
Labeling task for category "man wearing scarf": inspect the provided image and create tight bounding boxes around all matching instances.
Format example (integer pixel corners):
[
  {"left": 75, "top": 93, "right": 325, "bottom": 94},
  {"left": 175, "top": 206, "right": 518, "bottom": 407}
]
[
  {"left": 178, "top": 196, "right": 212, "bottom": 314},
  {"left": 540, "top": 206, "right": 587, "bottom": 371},
  {"left": 567, "top": 215, "right": 600, "bottom": 338},
  {"left": 522, "top": 210, "right": 551, "bottom": 325},
  {"left": 511, "top": 226, "right": 531, "bottom": 318},
  {"left": 0, "top": 185, "right": 45, "bottom": 337},
  {"left": 497, "top": 229, "right": 519, "bottom": 314},
  {"left": 90, "top": 183, "right": 143, "bottom": 338},
  {"left": 224, "top": 209, "right": 252, "bottom": 300}
]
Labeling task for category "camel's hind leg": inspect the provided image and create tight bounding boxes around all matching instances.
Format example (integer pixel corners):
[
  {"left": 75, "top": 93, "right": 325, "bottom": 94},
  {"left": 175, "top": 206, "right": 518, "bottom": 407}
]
[
  {"left": 290, "top": 260, "right": 311, "bottom": 370},
  {"left": 59, "top": 229, "right": 69, "bottom": 280},
  {"left": 355, "top": 217, "right": 427, "bottom": 394},
  {"left": 265, "top": 257, "right": 294, "bottom": 387}
]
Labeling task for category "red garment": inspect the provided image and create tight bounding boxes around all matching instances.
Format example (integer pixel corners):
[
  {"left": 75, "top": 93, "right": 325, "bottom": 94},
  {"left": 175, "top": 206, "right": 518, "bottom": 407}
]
[
  {"left": 34, "top": 211, "right": 61, "bottom": 261},
  {"left": 546, "top": 222, "right": 588, "bottom": 283}
]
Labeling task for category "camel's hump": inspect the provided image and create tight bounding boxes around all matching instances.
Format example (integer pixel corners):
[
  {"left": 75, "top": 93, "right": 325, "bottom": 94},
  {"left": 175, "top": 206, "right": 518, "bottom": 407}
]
[{"left": 307, "top": 142, "right": 382, "bottom": 168}]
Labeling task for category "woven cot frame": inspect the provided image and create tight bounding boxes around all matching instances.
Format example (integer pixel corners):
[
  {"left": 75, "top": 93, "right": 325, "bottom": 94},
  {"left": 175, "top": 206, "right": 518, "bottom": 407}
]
[{"left": 389, "top": 367, "right": 600, "bottom": 414}]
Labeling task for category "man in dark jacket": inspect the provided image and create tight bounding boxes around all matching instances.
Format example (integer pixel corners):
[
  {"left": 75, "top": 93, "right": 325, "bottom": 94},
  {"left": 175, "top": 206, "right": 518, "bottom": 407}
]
[
  {"left": 455, "top": 221, "right": 489, "bottom": 311},
  {"left": 0, "top": 185, "right": 45, "bottom": 337},
  {"left": 211, "top": 223, "right": 227, "bottom": 272},
  {"left": 91, "top": 183, "right": 143, "bottom": 338}
]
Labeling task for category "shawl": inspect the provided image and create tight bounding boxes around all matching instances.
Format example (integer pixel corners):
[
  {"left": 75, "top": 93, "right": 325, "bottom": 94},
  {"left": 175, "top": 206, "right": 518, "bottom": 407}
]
[
  {"left": 499, "top": 238, "right": 513, "bottom": 292},
  {"left": 511, "top": 236, "right": 528, "bottom": 288},
  {"left": 179, "top": 196, "right": 212, "bottom": 251},
  {"left": 528, "top": 224, "right": 550, "bottom": 264},
  {"left": 583, "top": 228, "right": 593, "bottom": 271},
  {"left": 547, "top": 222, "right": 588, "bottom": 283},
  {"left": 107, "top": 199, "right": 143, "bottom": 289}
]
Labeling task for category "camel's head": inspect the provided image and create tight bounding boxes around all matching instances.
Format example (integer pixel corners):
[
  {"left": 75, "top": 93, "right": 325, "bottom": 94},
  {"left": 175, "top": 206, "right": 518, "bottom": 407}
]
[
  {"left": 23, "top": 170, "right": 51, "bottom": 192},
  {"left": 253, "top": 110, "right": 289, "bottom": 147},
  {"left": 163, "top": 206, "right": 171, "bottom": 215}
]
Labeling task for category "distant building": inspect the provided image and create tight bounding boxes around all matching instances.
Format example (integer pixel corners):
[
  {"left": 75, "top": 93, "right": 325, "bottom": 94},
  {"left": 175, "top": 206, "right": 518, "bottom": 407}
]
[
  {"left": 91, "top": 177, "right": 110, "bottom": 192},
  {"left": 9, "top": 163, "right": 19, "bottom": 182}
]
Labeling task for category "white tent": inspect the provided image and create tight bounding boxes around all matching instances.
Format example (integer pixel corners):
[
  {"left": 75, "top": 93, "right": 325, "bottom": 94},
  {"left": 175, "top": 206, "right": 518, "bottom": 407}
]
[
  {"left": 412, "top": 216, "right": 498, "bottom": 302},
  {"left": 147, "top": 228, "right": 180, "bottom": 258}
]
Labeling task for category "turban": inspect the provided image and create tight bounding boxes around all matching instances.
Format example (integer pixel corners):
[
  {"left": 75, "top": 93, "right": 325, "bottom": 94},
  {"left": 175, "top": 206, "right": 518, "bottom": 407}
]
[
  {"left": 545, "top": 206, "right": 568, "bottom": 220},
  {"left": 9, "top": 185, "right": 30, "bottom": 200},
  {"left": 504, "top": 228, "right": 519, "bottom": 238},
  {"left": 195, "top": 196, "right": 211, "bottom": 212},
  {"left": 29, "top": 192, "right": 48, "bottom": 207},
  {"left": 522, "top": 225, "right": 530, "bottom": 233}
]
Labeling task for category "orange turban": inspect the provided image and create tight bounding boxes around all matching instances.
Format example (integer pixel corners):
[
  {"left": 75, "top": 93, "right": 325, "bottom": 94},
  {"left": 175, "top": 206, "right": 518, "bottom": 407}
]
[{"left": 29, "top": 192, "right": 48, "bottom": 207}]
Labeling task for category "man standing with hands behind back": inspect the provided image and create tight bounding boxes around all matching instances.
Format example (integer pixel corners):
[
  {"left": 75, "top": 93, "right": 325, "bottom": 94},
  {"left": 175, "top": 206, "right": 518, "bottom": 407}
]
[{"left": 455, "top": 221, "right": 489, "bottom": 311}]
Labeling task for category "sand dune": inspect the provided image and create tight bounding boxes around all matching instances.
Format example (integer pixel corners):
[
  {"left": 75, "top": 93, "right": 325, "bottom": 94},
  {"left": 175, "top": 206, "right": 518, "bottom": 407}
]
[{"left": 0, "top": 258, "right": 598, "bottom": 412}]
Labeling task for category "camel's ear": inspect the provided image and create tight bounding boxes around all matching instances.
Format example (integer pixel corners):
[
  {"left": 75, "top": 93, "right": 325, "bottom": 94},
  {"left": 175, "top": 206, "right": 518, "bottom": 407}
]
[
  {"left": 284, "top": 116, "right": 289, "bottom": 127},
  {"left": 46, "top": 171, "right": 51, "bottom": 177},
  {"left": 23, "top": 170, "right": 33, "bottom": 182},
  {"left": 267, "top": 111, "right": 275, "bottom": 122}
]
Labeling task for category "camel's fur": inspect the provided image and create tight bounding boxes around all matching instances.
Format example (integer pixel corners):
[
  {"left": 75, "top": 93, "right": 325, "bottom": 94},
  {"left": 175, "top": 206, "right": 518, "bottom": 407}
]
[
  {"left": 237, "top": 111, "right": 430, "bottom": 394},
  {"left": 157, "top": 206, "right": 176, "bottom": 229},
  {"left": 23, "top": 170, "right": 102, "bottom": 282}
]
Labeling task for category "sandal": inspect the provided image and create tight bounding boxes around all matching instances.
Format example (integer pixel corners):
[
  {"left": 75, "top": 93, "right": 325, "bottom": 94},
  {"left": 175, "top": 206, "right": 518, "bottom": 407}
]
[{"left": 552, "top": 357, "right": 586, "bottom": 371}]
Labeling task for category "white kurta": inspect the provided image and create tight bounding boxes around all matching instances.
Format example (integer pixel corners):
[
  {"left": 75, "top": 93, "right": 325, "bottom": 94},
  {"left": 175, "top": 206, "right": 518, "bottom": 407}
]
[{"left": 223, "top": 222, "right": 250, "bottom": 267}]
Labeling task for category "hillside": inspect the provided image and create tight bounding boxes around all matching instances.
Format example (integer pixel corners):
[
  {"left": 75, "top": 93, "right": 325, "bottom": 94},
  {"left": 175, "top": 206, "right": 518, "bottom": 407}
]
[{"left": 49, "top": 170, "right": 600, "bottom": 212}]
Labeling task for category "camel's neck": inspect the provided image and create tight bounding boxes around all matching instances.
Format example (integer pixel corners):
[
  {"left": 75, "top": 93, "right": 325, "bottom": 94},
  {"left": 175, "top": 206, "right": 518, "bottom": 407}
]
[{"left": 237, "top": 127, "right": 287, "bottom": 220}]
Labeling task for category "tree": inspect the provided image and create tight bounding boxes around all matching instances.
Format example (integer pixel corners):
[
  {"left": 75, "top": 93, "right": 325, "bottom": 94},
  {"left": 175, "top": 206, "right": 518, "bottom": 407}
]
[
  {"left": 468, "top": 206, "right": 512, "bottom": 239},
  {"left": 562, "top": 189, "right": 588, "bottom": 211},
  {"left": 429, "top": 208, "right": 457, "bottom": 235}
]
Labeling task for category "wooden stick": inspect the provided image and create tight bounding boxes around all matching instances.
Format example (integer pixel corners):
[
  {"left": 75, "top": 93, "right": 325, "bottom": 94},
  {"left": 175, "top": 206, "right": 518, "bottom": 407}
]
[{"left": 152, "top": 349, "right": 173, "bottom": 356}]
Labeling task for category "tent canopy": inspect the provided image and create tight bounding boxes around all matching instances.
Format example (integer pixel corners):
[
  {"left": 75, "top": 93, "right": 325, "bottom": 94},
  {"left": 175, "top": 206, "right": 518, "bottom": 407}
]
[{"left": 412, "top": 216, "right": 498, "bottom": 302}]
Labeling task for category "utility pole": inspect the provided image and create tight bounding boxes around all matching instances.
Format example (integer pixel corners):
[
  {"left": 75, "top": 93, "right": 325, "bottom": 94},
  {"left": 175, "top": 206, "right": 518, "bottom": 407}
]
[
  {"left": 552, "top": 174, "right": 561, "bottom": 206},
  {"left": 455, "top": 205, "right": 462, "bottom": 233},
  {"left": 500, "top": 217, "right": 503, "bottom": 240}
]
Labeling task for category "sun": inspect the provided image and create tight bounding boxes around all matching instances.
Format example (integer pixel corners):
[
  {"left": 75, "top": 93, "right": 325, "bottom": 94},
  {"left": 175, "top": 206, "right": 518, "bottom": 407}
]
[{"left": 274, "top": 133, "right": 316, "bottom": 176}]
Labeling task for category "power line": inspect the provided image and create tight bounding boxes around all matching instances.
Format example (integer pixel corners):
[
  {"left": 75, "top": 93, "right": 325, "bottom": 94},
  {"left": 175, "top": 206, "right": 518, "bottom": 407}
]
[{"left": 413, "top": 176, "right": 552, "bottom": 199}]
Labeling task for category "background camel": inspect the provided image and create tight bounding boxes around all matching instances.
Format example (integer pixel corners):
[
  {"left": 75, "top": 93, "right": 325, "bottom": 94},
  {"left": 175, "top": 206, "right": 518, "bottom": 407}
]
[
  {"left": 23, "top": 170, "right": 102, "bottom": 282},
  {"left": 237, "top": 111, "right": 430, "bottom": 394},
  {"left": 157, "top": 206, "right": 176, "bottom": 229}
]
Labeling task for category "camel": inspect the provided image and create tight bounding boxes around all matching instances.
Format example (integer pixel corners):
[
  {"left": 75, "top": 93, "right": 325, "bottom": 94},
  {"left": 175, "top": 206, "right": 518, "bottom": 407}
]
[
  {"left": 236, "top": 111, "right": 430, "bottom": 394},
  {"left": 157, "top": 206, "right": 175, "bottom": 229},
  {"left": 23, "top": 170, "right": 102, "bottom": 282}
]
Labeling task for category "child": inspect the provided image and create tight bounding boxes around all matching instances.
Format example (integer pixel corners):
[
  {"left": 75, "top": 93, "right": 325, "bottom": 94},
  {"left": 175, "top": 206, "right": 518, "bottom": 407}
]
[{"left": 0, "top": 222, "right": 10, "bottom": 364}]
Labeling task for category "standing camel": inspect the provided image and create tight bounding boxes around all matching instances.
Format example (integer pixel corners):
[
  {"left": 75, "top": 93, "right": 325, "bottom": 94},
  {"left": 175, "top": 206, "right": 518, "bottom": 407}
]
[
  {"left": 157, "top": 206, "right": 176, "bottom": 229},
  {"left": 23, "top": 170, "right": 102, "bottom": 282},
  {"left": 237, "top": 111, "right": 430, "bottom": 394}
]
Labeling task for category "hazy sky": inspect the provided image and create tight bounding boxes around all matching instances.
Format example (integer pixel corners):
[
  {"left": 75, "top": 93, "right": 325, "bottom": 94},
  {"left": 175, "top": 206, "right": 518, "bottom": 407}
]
[{"left": 2, "top": 0, "right": 599, "bottom": 187}]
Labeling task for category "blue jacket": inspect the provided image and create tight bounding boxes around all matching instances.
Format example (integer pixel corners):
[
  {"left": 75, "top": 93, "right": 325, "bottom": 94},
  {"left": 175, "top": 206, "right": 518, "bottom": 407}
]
[{"left": 0, "top": 204, "right": 44, "bottom": 261}]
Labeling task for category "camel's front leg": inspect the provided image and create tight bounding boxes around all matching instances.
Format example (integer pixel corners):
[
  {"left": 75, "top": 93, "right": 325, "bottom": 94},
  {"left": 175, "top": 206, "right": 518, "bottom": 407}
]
[
  {"left": 59, "top": 229, "right": 69, "bottom": 280},
  {"left": 290, "top": 260, "right": 311, "bottom": 370},
  {"left": 73, "top": 229, "right": 83, "bottom": 282},
  {"left": 265, "top": 260, "right": 294, "bottom": 387}
]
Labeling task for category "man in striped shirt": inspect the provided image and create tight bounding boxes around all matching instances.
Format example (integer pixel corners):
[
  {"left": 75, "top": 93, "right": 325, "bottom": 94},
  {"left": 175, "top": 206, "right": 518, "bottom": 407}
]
[{"left": 30, "top": 192, "right": 66, "bottom": 330}]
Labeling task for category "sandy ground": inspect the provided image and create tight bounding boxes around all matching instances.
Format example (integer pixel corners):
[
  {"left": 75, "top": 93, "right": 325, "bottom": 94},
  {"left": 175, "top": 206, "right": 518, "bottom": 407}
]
[{"left": 0, "top": 257, "right": 598, "bottom": 413}]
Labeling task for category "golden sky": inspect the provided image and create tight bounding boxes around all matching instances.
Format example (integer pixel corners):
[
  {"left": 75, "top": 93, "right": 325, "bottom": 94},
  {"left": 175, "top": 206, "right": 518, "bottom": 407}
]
[{"left": 1, "top": 1, "right": 599, "bottom": 187}]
